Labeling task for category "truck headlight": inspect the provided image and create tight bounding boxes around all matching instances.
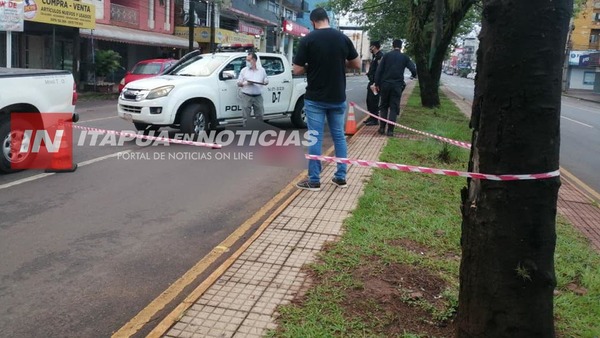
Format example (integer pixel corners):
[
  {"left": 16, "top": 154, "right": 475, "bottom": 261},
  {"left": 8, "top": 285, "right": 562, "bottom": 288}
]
[{"left": 146, "top": 85, "right": 174, "bottom": 100}]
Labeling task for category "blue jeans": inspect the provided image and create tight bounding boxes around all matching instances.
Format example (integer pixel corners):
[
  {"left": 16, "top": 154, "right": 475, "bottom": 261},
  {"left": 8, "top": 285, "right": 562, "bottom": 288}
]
[{"left": 304, "top": 99, "right": 348, "bottom": 183}]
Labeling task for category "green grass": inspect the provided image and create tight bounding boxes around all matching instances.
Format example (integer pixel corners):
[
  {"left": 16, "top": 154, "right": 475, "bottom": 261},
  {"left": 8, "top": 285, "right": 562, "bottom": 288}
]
[{"left": 271, "top": 87, "right": 600, "bottom": 337}]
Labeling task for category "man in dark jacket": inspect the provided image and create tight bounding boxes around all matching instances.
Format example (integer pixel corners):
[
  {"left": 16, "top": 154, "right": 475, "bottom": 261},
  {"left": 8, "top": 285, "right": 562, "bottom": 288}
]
[
  {"left": 364, "top": 41, "right": 383, "bottom": 126},
  {"left": 374, "top": 39, "right": 417, "bottom": 136}
]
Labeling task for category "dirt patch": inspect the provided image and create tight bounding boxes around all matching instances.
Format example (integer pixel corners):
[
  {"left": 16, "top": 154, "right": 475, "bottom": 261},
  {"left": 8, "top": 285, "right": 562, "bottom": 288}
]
[
  {"left": 389, "top": 238, "right": 430, "bottom": 256},
  {"left": 341, "top": 258, "right": 456, "bottom": 337}
]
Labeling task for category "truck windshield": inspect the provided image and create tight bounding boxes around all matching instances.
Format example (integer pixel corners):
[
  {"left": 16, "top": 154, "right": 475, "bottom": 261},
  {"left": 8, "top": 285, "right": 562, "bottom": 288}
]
[{"left": 169, "top": 55, "right": 229, "bottom": 77}]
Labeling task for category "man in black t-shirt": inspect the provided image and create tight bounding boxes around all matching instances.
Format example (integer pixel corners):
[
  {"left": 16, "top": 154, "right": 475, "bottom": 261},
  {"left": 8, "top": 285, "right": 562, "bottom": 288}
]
[
  {"left": 292, "top": 7, "right": 361, "bottom": 192},
  {"left": 374, "top": 39, "right": 417, "bottom": 136}
]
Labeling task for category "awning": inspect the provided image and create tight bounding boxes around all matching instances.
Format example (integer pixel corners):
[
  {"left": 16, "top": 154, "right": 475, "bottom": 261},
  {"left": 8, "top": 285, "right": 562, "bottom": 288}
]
[{"left": 80, "top": 24, "right": 198, "bottom": 49}]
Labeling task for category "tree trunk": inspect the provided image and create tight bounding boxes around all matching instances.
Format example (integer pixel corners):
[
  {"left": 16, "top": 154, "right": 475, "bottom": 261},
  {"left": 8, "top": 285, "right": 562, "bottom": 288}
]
[
  {"left": 415, "top": 56, "right": 442, "bottom": 108},
  {"left": 457, "top": 1, "right": 572, "bottom": 337},
  {"left": 408, "top": 0, "right": 475, "bottom": 108}
]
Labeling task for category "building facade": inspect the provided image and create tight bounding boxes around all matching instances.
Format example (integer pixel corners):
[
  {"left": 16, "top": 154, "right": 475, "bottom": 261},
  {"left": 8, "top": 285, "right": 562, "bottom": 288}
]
[
  {"left": 565, "top": 0, "right": 600, "bottom": 92},
  {"left": 1, "top": 0, "right": 323, "bottom": 89}
]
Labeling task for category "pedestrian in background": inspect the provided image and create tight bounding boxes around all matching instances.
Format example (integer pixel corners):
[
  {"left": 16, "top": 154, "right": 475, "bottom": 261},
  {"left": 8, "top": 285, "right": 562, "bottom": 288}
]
[
  {"left": 292, "top": 7, "right": 361, "bottom": 191},
  {"left": 237, "top": 52, "right": 268, "bottom": 127},
  {"left": 364, "top": 41, "right": 383, "bottom": 126},
  {"left": 374, "top": 39, "right": 417, "bottom": 136}
]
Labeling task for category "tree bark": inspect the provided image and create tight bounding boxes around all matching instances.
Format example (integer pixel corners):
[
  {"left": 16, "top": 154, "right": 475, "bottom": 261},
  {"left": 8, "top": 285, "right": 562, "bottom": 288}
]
[{"left": 457, "top": 1, "right": 572, "bottom": 337}]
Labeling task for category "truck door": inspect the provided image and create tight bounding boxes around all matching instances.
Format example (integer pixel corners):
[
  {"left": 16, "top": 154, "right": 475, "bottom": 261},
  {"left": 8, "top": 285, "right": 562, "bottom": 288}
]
[
  {"left": 260, "top": 56, "right": 292, "bottom": 116},
  {"left": 218, "top": 56, "right": 246, "bottom": 119}
]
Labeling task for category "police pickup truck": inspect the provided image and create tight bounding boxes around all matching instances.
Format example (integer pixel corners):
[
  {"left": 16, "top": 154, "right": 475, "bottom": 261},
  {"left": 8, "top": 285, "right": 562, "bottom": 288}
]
[
  {"left": 0, "top": 68, "right": 78, "bottom": 173},
  {"left": 117, "top": 51, "right": 307, "bottom": 134}
]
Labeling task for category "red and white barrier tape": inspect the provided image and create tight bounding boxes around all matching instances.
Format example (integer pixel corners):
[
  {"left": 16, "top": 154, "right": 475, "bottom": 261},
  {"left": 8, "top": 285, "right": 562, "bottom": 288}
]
[
  {"left": 305, "top": 154, "right": 559, "bottom": 181},
  {"left": 72, "top": 125, "right": 222, "bottom": 149},
  {"left": 351, "top": 102, "right": 472, "bottom": 150}
]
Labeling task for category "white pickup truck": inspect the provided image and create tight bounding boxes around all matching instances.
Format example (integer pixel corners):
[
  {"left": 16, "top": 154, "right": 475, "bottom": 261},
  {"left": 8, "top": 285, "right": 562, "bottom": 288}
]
[
  {"left": 117, "top": 51, "right": 307, "bottom": 133},
  {"left": 0, "top": 68, "right": 78, "bottom": 173}
]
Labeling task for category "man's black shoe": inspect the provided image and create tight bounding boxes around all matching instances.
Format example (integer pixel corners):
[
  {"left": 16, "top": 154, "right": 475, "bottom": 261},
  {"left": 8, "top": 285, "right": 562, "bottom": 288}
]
[
  {"left": 297, "top": 180, "right": 321, "bottom": 191},
  {"left": 386, "top": 130, "right": 394, "bottom": 137},
  {"left": 332, "top": 177, "right": 348, "bottom": 188},
  {"left": 364, "top": 119, "right": 378, "bottom": 126},
  {"left": 378, "top": 127, "right": 385, "bottom": 135}
]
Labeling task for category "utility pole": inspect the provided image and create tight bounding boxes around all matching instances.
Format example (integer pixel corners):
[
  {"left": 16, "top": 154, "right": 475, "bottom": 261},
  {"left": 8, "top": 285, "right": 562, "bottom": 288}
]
[
  {"left": 209, "top": 1, "right": 216, "bottom": 52},
  {"left": 276, "top": 0, "right": 284, "bottom": 53},
  {"left": 562, "top": 18, "right": 574, "bottom": 92},
  {"left": 188, "top": 0, "right": 195, "bottom": 53}
]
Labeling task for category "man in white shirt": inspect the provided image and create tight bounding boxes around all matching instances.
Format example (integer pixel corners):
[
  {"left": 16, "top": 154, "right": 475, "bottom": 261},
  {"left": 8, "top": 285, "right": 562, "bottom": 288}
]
[{"left": 237, "top": 52, "right": 269, "bottom": 126}]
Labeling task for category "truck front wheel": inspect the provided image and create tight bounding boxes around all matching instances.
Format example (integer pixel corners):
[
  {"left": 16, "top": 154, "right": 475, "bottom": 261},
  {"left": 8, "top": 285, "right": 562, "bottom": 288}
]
[
  {"left": 291, "top": 98, "right": 306, "bottom": 129},
  {"left": 181, "top": 103, "right": 211, "bottom": 135}
]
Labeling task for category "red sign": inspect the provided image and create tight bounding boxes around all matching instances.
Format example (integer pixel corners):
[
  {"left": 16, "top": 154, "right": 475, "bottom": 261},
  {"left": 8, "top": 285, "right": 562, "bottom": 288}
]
[
  {"left": 238, "top": 21, "right": 263, "bottom": 36},
  {"left": 9, "top": 113, "right": 74, "bottom": 170},
  {"left": 283, "top": 20, "right": 309, "bottom": 37}
]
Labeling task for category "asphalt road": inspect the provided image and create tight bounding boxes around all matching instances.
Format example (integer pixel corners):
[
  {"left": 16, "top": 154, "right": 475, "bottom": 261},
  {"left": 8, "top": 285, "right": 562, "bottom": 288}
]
[
  {"left": 441, "top": 74, "right": 600, "bottom": 194},
  {"left": 0, "top": 76, "right": 371, "bottom": 338}
]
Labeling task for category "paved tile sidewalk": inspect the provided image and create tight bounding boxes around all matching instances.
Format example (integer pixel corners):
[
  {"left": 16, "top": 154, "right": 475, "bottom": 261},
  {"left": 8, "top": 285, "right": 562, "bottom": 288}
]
[
  {"left": 162, "top": 121, "right": 388, "bottom": 338},
  {"left": 159, "top": 83, "right": 600, "bottom": 338}
]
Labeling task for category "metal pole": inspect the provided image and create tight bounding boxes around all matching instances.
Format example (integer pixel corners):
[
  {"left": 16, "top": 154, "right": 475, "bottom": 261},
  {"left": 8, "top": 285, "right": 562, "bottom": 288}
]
[
  {"left": 277, "top": 0, "right": 283, "bottom": 53},
  {"left": 359, "top": 31, "right": 364, "bottom": 73},
  {"left": 52, "top": 26, "right": 56, "bottom": 69},
  {"left": 91, "top": 29, "right": 96, "bottom": 91},
  {"left": 209, "top": 1, "right": 215, "bottom": 52},
  {"left": 188, "top": 0, "right": 195, "bottom": 53},
  {"left": 562, "top": 18, "right": 574, "bottom": 92},
  {"left": 6, "top": 31, "right": 12, "bottom": 68}
]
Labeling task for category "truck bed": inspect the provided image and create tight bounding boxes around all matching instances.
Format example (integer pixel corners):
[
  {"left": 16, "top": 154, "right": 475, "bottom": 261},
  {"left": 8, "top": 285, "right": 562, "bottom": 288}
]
[{"left": 0, "top": 68, "right": 71, "bottom": 78}]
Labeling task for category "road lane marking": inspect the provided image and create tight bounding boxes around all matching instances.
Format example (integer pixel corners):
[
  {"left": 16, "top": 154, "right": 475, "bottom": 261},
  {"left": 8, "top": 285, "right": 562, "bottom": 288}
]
[
  {"left": 0, "top": 150, "right": 133, "bottom": 190},
  {"left": 561, "top": 116, "right": 593, "bottom": 128},
  {"left": 0, "top": 173, "right": 55, "bottom": 190}
]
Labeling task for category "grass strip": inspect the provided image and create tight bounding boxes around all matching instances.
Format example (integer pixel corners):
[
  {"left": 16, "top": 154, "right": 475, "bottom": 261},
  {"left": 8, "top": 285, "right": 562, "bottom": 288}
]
[{"left": 271, "top": 87, "right": 600, "bottom": 337}]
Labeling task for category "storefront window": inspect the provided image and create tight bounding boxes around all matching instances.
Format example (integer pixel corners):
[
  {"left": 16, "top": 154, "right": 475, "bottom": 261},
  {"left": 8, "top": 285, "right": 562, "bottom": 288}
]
[{"left": 583, "top": 71, "right": 596, "bottom": 85}]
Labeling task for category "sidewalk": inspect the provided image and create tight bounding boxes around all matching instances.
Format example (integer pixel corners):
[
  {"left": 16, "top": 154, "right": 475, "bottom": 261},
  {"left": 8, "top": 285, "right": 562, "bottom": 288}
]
[
  {"left": 151, "top": 84, "right": 600, "bottom": 338},
  {"left": 563, "top": 89, "right": 600, "bottom": 104}
]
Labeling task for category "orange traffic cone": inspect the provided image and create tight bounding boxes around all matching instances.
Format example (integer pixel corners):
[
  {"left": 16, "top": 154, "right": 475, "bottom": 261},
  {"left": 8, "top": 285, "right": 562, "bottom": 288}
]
[
  {"left": 45, "top": 143, "right": 77, "bottom": 173},
  {"left": 345, "top": 104, "right": 357, "bottom": 135},
  {"left": 45, "top": 120, "right": 77, "bottom": 173}
]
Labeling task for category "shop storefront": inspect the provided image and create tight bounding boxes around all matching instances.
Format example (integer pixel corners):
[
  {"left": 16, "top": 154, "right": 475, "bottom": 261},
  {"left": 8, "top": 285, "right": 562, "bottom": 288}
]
[
  {"left": 567, "top": 50, "right": 598, "bottom": 91},
  {"left": 5, "top": 0, "right": 96, "bottom": 82},
  {"left": 174, "top": 26, "right": 255, "bottom": 53},
  {"left": 281, "top": 19, "right": 309, "bottom": 63}
]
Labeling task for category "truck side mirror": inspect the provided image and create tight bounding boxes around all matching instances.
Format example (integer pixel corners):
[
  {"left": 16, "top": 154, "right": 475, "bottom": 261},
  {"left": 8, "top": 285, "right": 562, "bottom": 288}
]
[{"left": 221, "top": 70, "right": 236, "bottom": 80}]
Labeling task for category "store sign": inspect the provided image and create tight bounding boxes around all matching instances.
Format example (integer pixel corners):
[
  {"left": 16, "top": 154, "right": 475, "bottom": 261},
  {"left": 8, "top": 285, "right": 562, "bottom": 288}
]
[
  {"left": 24, "top": 0, "right": 95, "bottom": 29},
  {"left": 238, "top": 21, "right": 263, "bottom": 36},
  {"left": 283, "top": 20, "right": 309, "bottom": 37},
  {"left": 175, "top": 27, "right": 255, "bottom": 45},
  {"left": 569, "top": 50, "right": 591, "bottom": 66},
  {"left": 0, "top": 0, "right": 24, "bottom": 31}
]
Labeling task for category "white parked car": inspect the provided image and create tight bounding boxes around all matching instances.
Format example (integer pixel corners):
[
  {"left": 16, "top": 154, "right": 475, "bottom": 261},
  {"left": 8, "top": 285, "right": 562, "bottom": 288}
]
[{"left": 118, "top": 51, "right": 307, "bottom": 134}]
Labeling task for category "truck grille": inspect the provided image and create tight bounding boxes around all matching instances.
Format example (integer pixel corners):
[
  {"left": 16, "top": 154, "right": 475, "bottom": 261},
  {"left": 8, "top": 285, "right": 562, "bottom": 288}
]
[
  {"left": 122, "top": 89, "right": 144, "bottom": 101},
  {"left": 120, "top": 105, "right": 142, "bottom": 114}
]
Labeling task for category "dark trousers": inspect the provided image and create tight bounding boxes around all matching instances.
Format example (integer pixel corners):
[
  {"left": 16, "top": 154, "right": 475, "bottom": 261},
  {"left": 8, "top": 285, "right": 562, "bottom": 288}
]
[
  {"left": 366, "top": 83, "right": 379, "bottom": 121},
  {"left": 378, "top": 84, "right": 404, "bottom": 131}
]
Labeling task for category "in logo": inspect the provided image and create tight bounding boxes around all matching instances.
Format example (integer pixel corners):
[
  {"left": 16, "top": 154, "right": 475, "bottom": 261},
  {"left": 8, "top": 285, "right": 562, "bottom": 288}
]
[{"left": 6, "top": 113, "right": 74, "bottom": 170}]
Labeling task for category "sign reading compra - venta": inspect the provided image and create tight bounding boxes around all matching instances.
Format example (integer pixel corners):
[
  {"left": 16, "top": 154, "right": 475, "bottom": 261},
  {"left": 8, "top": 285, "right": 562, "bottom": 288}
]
[{"left": 24, "top": 0, "right": 95, "bottom": 29}]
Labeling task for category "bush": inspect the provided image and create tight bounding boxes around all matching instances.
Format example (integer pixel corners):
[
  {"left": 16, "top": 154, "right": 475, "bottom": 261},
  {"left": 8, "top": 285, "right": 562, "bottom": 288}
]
[{"left": 94, "top": 49, "right": 122, "bottom": 78}]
